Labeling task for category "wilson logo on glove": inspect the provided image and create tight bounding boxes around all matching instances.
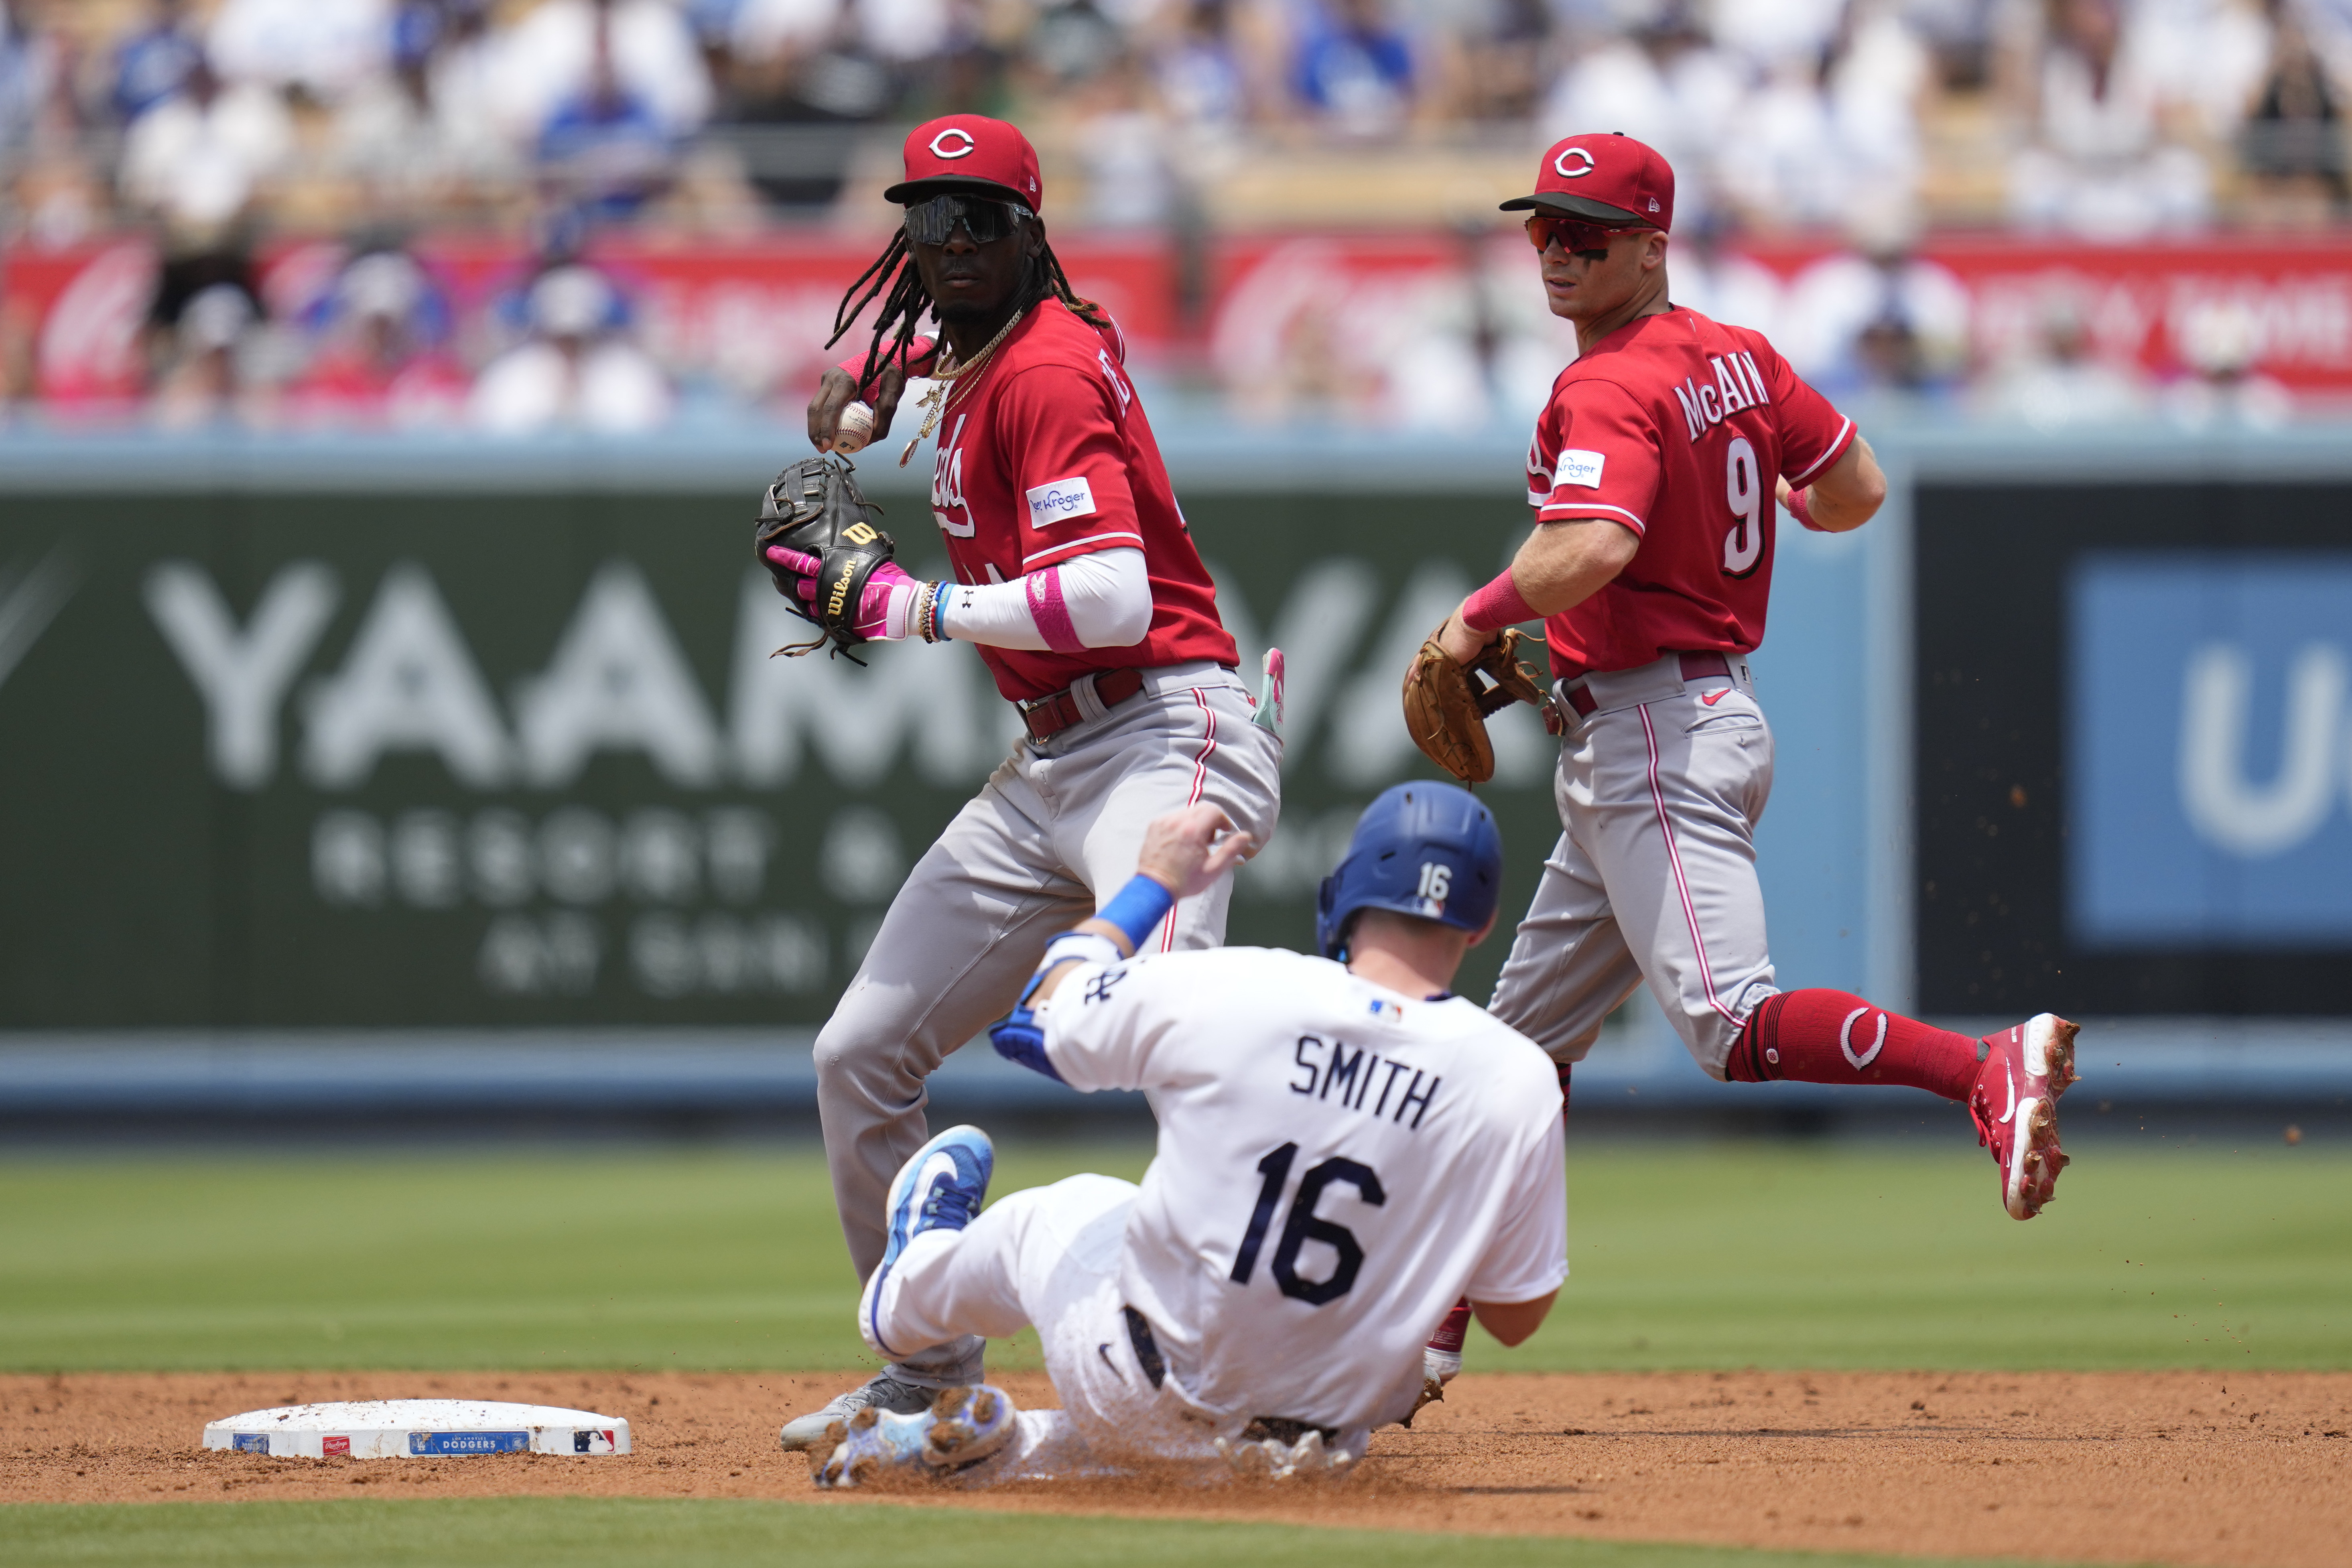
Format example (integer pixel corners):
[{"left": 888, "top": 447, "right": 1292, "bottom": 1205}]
[{"left": 754, "top": 455, "right": 898, "bottom": 665}]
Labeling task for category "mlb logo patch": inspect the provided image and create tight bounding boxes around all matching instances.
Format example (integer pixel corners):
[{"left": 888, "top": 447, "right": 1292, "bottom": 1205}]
[{"left": 1026, "top": 476, "right": 1097, "bottom": 526}]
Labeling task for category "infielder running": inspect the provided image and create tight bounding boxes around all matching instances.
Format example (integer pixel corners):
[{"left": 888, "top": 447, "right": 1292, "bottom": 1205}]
[
  {"left": 772, "top": 116, "right": 1281, "bottom": 1447},
  {"left": 1408, "top": 133, "right": 2076, "bottom": 1236},
  {"left": 803, "top": 793, "right": 1566, "bottom": 1488}
]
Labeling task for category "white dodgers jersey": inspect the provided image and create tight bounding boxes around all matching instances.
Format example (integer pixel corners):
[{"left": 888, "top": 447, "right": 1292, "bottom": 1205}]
[{"left": 1040, "top": 946, "right": 1568, "bottom": 1434}]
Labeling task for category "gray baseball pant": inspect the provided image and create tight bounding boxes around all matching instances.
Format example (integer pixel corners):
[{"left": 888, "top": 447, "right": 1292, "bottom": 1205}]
[
  {"left": 812, "top": 660, "right": 1281, "bottom": 1387},
  {"left": 1489, "top": 652, "right": 1778, "bottom": 1079}
]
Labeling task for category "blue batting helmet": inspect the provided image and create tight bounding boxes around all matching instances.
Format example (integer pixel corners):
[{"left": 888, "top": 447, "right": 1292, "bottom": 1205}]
[{"left": 1315, "top": 782, "right": 1504, "bottom": 959}]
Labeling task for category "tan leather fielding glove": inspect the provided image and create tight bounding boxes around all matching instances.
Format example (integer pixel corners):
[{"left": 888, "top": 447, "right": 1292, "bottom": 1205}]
[{"left": 1401, "top": 625, "right": 1559, "bottom": 785}]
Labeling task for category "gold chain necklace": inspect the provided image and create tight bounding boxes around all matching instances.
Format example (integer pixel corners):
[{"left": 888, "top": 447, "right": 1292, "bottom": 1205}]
[{"left": 899, "top": 305, "right": 1026, "bottom": 467}]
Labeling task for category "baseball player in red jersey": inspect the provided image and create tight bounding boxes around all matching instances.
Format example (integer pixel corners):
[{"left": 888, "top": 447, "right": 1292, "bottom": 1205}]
[
  {"left": 1414, "top": 136, "right": 2077, "bottom": 1385},
  {"left": 773, "top": 117, "right": 1282, "bottom": 1448}
]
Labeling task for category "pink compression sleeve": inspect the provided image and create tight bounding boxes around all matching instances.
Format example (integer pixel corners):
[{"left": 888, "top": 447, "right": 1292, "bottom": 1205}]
[
  {"left": 1460, "top": 570, "right": 1540, "bottom": 632},
  {"left": 1025, "top": 567, "right": 1084, "bottom": 653}
]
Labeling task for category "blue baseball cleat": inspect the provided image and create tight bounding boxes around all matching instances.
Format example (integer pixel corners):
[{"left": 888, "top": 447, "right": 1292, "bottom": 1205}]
[
  {"left": 860, "top": 1124, "right": 994, "bottom": 1361},
  {"left": 809, "top": 1384, "right": 1019, "bottom": 1489}
]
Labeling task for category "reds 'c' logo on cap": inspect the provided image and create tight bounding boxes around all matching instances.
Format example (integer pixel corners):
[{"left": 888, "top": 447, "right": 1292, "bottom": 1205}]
[
  {"left": 929, "top": 128, "right": 977, "bottom": 159},
  {"left": 1554, "top": 146, "right": 1596, "bottom": 178}
]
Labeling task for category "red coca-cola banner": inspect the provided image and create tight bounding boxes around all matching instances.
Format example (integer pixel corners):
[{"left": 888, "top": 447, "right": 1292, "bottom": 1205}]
[{"left": 8, "top": 230, "right": 2351, "bottom": 412}]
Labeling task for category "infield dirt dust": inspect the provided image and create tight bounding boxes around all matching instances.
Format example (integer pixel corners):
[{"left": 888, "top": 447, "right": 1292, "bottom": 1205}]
[{"left": 4, "top": 1370, "right": 2346, "bottom": 1567}]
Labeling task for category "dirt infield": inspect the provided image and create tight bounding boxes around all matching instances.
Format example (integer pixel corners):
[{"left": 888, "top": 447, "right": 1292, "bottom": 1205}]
[{"left": 4, "top": 1370, "right": 2346, "bottom": 1566}]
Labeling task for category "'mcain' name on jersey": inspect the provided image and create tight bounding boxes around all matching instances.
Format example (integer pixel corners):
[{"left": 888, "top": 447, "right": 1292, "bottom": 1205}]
[
  {"left": 1673, "top": 351, "right": 1773, "bottom": 442},
  {"left": 1289, "top": 1035, "right": 1442, "bottom": 1130}
]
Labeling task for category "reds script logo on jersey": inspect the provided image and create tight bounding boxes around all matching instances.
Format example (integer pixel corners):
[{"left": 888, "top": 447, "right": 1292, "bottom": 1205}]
[
  {"left": 931, "top": 413, "right": 974, "bottom": 539},
  {"left": 1525, "top": 306, "right": 1855, "bottom": 676},
  {"left": 908, "top": 301, "right": 1236, "bottom": 697}
]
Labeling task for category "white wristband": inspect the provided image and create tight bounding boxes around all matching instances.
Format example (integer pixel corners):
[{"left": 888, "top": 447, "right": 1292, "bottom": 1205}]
[{"left": 1040, "top": 929, "right": 1123, "bottom": 975}]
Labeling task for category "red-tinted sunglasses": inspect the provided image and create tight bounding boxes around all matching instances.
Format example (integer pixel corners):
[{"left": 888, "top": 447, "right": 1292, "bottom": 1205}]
[{"left": 1524, "top": 213, "right": 1650, "bottom": 254}]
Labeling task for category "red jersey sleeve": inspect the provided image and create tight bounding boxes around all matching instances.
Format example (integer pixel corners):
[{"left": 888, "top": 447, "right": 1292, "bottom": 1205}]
[
  {"left": 991, "top": 362, "right": 1145, "bottom": 573},
  {"left": 1753, "top": 338, "right": 1854, "bottom": 486},
  {"left": 1535, "top": 380, "right": 1663, "bottom": 537}
]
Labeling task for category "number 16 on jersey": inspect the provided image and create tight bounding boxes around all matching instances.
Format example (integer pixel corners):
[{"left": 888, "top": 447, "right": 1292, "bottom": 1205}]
[{"left": 1230, "top": 1143, "right": 1386, "bottom": 1306}]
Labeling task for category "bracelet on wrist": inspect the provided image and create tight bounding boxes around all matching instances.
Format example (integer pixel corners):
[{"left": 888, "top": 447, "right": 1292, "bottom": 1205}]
[{"left": 917, "top": 580, "right": 950, "bottom": 643}]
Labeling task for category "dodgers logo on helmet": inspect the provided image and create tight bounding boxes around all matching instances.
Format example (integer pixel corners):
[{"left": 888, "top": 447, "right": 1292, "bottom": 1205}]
[{"left": 1316, "top": 782, "right": 1503, "bottom": 958}]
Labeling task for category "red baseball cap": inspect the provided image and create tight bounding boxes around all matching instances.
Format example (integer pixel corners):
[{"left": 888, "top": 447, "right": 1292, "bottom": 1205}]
[
  {"left": 1501, "top": 133, "right": 1674, "bottom": 231},
  {"left": 884, "top": 116, "right": 1044, "bottom": 210}
]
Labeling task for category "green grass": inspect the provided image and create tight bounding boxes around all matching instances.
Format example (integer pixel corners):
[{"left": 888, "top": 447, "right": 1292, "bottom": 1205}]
[
  {"left": 0, "top": 1143, "right": 2344, "bottom": 1373},
  {"left": 0, "top": 1499, "right": 2078, "bottom": 1568}
]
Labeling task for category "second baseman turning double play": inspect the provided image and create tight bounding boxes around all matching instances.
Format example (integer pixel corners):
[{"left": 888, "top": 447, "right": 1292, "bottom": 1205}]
[
  {"left": 773, "top": 116, "right": 1280, "bottom": 1448},
  {"left": 1408, "top": 134, "right": 2077, "bottom": 1384}
]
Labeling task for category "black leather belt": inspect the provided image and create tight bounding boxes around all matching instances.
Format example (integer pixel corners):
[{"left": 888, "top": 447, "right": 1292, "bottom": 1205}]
[
  {"left": 1020, "top": 667, "right": 1146, "bottom": 743},
  {"left": 1562, "top": 650, "right": 1733, "bottom": 719},
  {"left": 1122, "top": 1304, "right": 1166, "bottom": 1389}
]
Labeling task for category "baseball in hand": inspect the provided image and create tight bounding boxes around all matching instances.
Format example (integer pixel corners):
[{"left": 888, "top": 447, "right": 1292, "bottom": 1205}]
[{"left": 833, "top": 400, "right": 876, "bottom": 454}]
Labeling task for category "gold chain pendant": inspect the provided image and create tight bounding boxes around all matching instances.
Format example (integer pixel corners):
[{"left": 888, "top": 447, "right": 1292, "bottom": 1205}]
[{"left": 896, "top": 307, "right": 1025, "bottom": 467}]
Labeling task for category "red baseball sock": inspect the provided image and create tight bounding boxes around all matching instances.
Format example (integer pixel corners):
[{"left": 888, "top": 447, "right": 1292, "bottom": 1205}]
[
  {"left": 1427, "top": 1299, "right": 1471, "bottom": 1355},
  {"left": 1725, "top": 989, "right": 1981, "bottom": 1102}
]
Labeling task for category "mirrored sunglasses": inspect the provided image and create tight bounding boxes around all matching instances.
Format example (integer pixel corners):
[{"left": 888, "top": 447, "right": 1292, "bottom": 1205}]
[
  {"left": 904, "top": 193, "right": 1034, "bottom": 247},
  {"left": 1523, "top": 213, "right": 1648, "bottom": 254}
]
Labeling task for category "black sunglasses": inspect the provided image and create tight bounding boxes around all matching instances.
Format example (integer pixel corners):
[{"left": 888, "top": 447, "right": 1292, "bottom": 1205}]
[{"left": 904, "top": 193, "right": 1034, "bottom": 247}]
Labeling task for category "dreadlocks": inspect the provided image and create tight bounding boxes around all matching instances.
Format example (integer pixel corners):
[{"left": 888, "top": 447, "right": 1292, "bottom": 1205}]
[{"left": 826, "top": 217, "right": 1111, "bottom": 395}]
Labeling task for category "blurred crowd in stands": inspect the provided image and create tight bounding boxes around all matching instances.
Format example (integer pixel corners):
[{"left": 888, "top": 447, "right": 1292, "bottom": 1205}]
[{"left": 1, "top": 0, "right": 2346, "bottom": 430}]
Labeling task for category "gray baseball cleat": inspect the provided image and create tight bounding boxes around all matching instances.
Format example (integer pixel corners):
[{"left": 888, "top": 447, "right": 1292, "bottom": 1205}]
[{"left": 780, "top": 1371, "right": 941, "bottom": 1451}]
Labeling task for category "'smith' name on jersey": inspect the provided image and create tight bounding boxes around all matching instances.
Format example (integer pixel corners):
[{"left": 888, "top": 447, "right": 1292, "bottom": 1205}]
[
  {"left": 1289, "top": 1034, "right": 1442, "bottom": 1130},
  {"left": 1674, "top": 351, "right": 1773, "bottom": 442}
]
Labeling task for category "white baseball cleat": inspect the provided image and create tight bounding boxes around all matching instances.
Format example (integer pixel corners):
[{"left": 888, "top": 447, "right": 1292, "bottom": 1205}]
[
  {"left": 786, "top": 1125, "right": 997, "bottom": 1452},
  {"left": 1216, "top": 1426, "right": 1358, "bottom": 1482},
  {"left": 1969, "top": 1014, "right": 2079, "bottom": 1221},
  {"left": 809, "top": 1384, "right": 1018, "bottom": 1489},
  {"left": 779, "top": 1371, "right": 938, "bottom": 1451},
  {"left": 1408, "top": 1347, "right": 1461, "bottom": 1422}
]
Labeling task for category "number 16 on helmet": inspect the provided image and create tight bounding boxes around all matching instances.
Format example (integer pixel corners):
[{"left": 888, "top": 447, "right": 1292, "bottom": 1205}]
[{"left": 1316, "top": 782, "right": 1505, "bottom": 960}]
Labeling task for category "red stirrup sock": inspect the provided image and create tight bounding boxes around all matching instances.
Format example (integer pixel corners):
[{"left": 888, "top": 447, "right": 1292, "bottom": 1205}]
[
  {"left": 1725, "top": 989, "right": 1981, "bottom": 1102},
  {"left": 1427, "top": 1299, "right": 1472, "bottom": 1357}
]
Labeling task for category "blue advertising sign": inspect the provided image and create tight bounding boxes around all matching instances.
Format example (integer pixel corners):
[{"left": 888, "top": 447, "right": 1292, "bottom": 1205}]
[{"left": 2069, "top": 553, "right": 2352, "bottom": 947}]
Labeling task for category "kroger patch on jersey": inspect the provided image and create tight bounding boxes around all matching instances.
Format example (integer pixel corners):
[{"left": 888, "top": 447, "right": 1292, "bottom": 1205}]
[
  {"left": 1554, "top": 449, "right": 1606, "bottom": 488},
  {"left": 1025, "top": 475, "right": 1098, "bottom": 526},
  {"left": 1673, "top": 351, "right": 1774, "bottom": 441}
]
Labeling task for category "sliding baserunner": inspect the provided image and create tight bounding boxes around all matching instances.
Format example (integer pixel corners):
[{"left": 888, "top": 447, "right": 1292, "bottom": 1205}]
[{"left": 805, "top": 792, "right": 1566, "bottom": 1487}]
